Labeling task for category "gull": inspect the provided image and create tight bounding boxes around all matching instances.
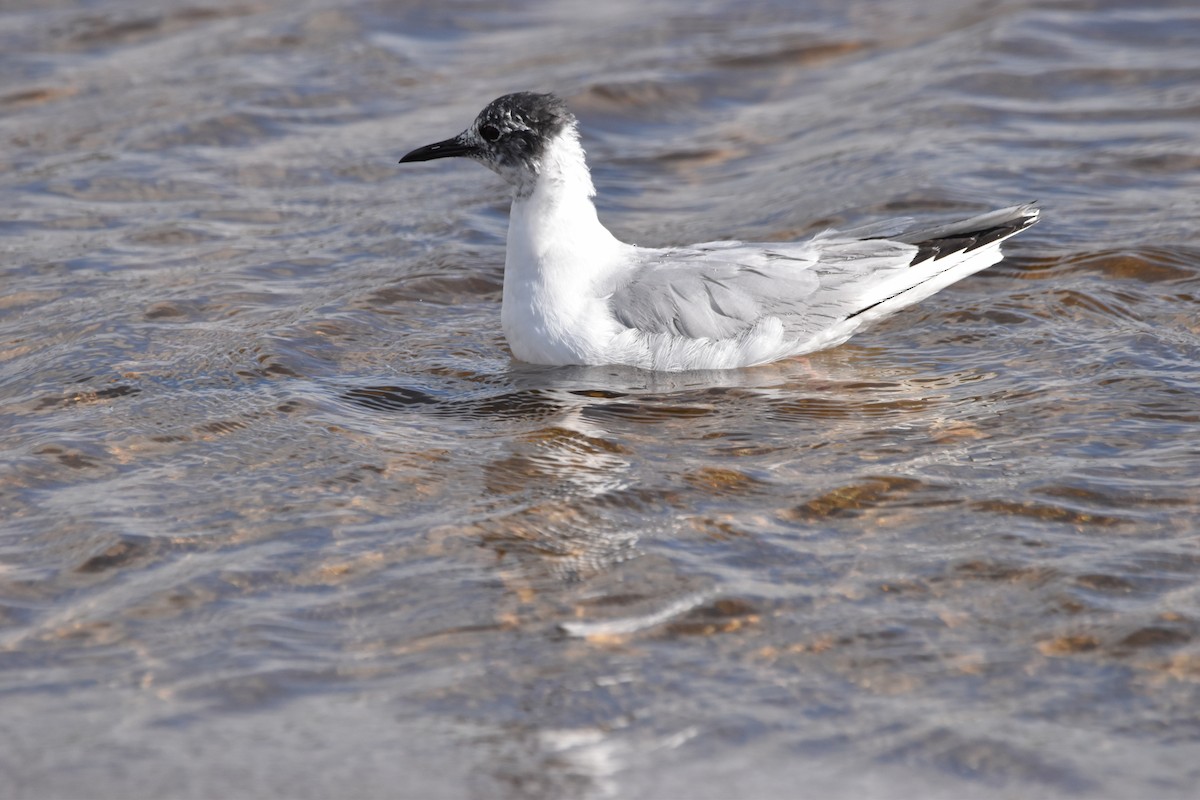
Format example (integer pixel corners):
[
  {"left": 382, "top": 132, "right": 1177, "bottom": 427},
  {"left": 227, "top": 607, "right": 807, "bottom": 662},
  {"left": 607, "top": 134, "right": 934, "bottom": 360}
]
[{"left": 399, "top": 92, "right": 1038, "bottom": 372}]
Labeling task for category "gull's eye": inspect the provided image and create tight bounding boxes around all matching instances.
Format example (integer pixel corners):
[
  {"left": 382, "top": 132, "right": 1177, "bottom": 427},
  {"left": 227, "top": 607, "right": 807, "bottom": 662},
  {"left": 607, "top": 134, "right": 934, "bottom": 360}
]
[{"left": 479, "top": 124, "right": 501, "bottom": 143}]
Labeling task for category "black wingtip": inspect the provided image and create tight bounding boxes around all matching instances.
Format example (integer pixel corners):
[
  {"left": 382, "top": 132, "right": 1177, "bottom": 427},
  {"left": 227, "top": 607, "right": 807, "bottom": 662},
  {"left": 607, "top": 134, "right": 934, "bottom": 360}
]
[{"left": 908, "top": 206, "right": 1039, "bottom": 266}]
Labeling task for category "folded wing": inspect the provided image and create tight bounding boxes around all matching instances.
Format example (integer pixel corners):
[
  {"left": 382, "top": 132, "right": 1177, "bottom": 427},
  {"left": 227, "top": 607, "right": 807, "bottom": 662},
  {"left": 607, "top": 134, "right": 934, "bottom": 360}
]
[{"left": 606, "top": 204, "right": 1038, "bottom": 346}]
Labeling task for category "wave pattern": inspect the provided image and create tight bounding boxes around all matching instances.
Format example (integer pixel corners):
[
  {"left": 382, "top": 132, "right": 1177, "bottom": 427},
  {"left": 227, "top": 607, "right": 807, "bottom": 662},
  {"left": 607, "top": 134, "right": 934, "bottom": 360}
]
[{"left": 1, "top": 0, "right": 1199, "bottom": 798}]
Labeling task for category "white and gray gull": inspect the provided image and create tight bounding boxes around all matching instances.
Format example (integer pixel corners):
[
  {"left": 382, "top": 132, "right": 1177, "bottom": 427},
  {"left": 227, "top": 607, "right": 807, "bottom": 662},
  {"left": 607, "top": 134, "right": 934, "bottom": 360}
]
[{"left": 399, "top": 92, "right": 1039, "bottom": 372}]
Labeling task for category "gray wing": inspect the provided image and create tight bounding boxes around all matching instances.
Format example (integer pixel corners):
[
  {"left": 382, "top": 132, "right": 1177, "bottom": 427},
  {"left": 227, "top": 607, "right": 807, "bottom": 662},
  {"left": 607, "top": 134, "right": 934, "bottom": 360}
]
[{"left": 606, "top": 236, "right": 918, "bottom": 341}]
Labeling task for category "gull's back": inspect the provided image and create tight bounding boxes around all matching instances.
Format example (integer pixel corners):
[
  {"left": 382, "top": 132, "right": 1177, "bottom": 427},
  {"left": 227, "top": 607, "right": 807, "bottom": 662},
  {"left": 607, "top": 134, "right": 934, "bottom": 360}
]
[{"left": 603, "top": 204, "right": 1039, "bottom": 371}]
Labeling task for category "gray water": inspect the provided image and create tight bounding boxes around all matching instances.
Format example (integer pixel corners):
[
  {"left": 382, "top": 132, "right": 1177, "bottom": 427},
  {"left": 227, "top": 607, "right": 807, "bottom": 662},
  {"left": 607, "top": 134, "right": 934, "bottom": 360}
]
[{"left": 3, "top": 0, "right": 1200, "bottom": 797}]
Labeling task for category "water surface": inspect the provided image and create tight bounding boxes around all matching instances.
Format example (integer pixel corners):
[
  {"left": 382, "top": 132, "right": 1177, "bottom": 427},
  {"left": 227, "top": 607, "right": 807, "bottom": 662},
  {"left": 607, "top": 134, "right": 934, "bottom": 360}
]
[{"left": 2, "top": 0, "right": 1200, "bottom": 797}]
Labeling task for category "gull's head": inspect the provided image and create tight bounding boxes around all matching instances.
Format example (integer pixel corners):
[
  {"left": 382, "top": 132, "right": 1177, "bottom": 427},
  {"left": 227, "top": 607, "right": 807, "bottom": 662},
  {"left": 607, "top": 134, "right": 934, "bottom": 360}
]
[{"left": 399, "top": 92, "right": 577, "bottom": 195}]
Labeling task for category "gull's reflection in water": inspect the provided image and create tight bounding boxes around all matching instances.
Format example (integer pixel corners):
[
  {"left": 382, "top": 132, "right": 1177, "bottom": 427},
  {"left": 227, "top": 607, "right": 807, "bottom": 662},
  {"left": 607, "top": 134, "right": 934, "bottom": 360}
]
[
  {"left": 333, "top": 354, "right": 908, "bottom": 619},
  {"left": 338, "top": 361, "right": 820, "bottom": 583}
]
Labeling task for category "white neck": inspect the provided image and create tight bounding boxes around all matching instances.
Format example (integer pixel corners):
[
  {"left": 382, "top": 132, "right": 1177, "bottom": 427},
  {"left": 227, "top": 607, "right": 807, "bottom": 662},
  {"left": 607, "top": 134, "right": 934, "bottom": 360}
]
[{"left": 500, "top": 128, "right": 632, "bottom": 365}]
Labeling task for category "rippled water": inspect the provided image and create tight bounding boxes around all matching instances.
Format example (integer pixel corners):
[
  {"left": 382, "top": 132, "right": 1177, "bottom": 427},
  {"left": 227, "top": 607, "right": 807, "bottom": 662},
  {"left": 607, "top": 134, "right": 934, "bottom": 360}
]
[{"left": 3, "top": 0, "right": 1200, "bottom": 797}]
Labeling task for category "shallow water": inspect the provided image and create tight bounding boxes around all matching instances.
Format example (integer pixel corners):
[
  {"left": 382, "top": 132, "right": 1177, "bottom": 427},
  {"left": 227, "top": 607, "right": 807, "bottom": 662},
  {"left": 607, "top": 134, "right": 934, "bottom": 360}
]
[{"left": 2, "top": 0, "right": 1200, "bottom": 797}]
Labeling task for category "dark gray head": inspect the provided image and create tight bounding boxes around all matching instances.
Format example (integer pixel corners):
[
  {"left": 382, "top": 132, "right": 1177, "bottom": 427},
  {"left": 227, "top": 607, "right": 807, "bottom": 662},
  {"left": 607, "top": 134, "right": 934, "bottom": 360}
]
[{"left": 399, "top": 92, "right": 576, "bottom": 191}]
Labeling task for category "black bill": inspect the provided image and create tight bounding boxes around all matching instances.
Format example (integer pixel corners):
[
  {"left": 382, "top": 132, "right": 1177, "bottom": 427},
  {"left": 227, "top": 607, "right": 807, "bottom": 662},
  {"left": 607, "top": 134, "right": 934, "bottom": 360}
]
[{"left": 399, "top": 133, "right": 477, "bottom": 163}]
